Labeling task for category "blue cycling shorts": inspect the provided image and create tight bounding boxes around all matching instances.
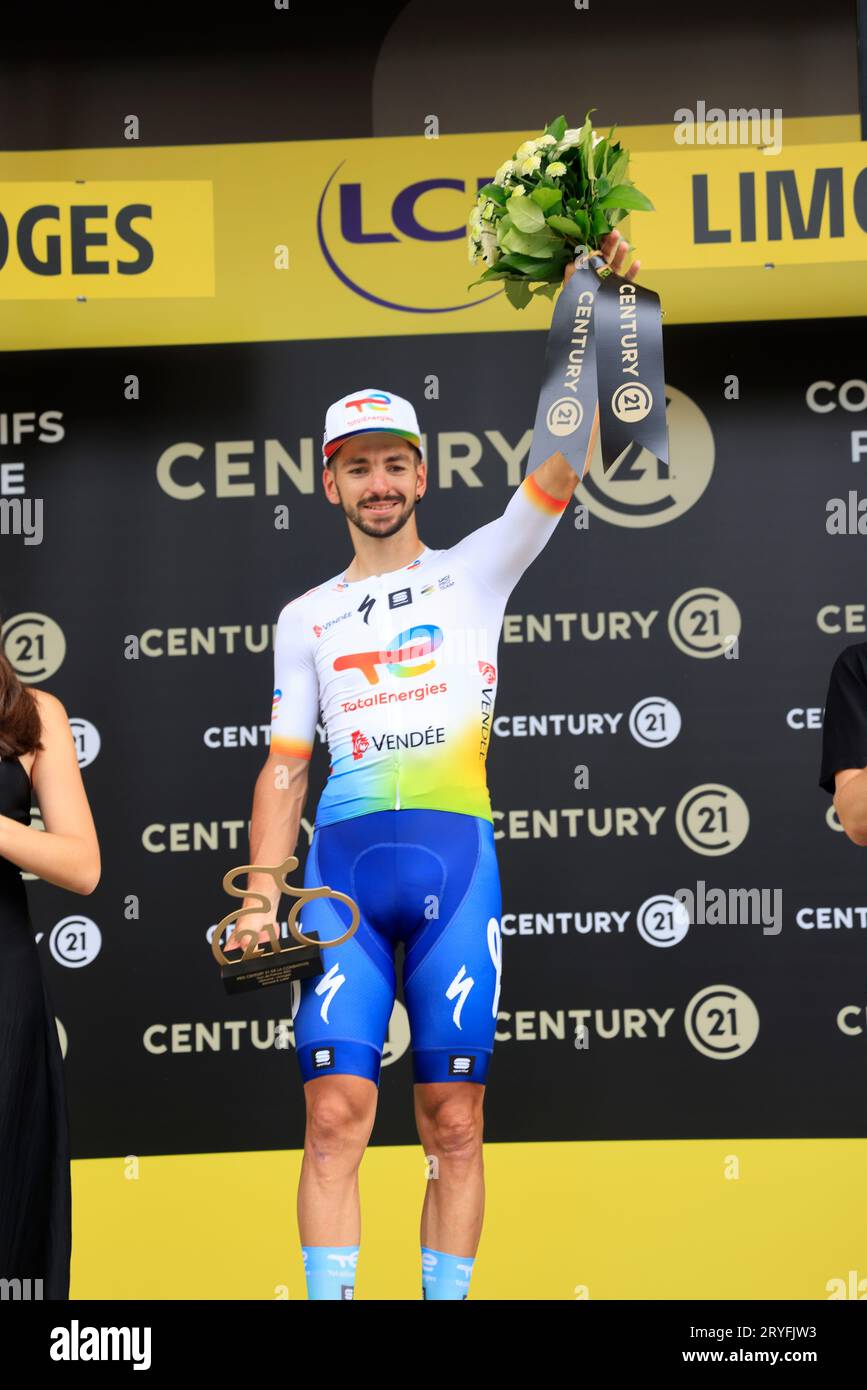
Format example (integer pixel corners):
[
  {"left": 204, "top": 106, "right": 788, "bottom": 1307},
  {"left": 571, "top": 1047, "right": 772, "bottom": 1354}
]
[{"left": 290, "top": 809, "right": 503, "bottom": 1086}]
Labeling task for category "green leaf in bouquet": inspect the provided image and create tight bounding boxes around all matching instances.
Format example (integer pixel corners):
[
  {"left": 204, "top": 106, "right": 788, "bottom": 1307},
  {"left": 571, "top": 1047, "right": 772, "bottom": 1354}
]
[
  {"left": 467, "top": 271, "right": 511, "bottom": 290},
  {"left": 596, "top": 184, "right": 654, "bottom": 212},
  {"left": 591, "top": 206, "right": 611, "bottom": 238},
  {"left": 497, "top": 251, "right": 566, "bottom": 274},
  {"left": 523, "top": 256, "right": 570, "bottom": 281},
  {"left": 545, "top": 114, "right": 568, "bottom": 142},
  {"left": 530, "top": 185, "right": 562, "bottom": 215},
  {"left": 546, "top": 213, "right": 590, "bottom": 240},
  {"left": 500, "top": 224, "right": 561, "bottom": 258},
  {"left": 606, "top": 149, "right": 629, "bottom": 188},
  {"left": 507, "top": 197, "right": 547, "bottom": 233},
  {"left": 592, "top": 139, "right": 608, "bottom": 180},
  {"left": 504, "top": 278, "right": 533, "bottom": 309},
  {"left": 555, "top": 204, "right": 589, "bottom": 240},
  {"left": 604, "top": 125, "right": 617, "bottom": 173},
  {"left": 579, "top": 116, "right": 596, "bottom": 184},
  {"left": 530, "top": 281, "right": 561, "bottom": 301},
  {"left": 595, "top": 176, "right": 611, "bottom": 199},
  {"left": 468, "top": 263, "right": 515, "bottom": 281},
  {"left": 476, "top": 183, "right": 508, "bottom": 206},
  {"left": 608, "top": 208, "right": 630, "bottom": 226}
]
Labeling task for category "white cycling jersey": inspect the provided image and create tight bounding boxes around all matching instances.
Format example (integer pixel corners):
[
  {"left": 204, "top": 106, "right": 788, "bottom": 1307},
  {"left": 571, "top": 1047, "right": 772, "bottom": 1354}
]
[{"left": 270, "top": 471, "right": 571, "bottom": 828}]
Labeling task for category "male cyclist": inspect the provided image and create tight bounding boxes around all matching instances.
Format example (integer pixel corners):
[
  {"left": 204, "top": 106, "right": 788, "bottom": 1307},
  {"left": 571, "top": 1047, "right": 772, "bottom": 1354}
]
[{"left": 239, "top": 230, "right": 639, "bottom": 1299}]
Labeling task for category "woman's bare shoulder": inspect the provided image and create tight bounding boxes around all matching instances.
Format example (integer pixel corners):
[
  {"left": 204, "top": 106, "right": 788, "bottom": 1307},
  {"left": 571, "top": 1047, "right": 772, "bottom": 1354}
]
[{"left": 28, "top": 687, "right": 70, "bottom": 726}]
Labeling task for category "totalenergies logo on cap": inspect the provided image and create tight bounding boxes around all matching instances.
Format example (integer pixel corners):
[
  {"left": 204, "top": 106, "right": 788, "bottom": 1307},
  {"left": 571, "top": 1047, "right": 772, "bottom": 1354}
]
[
  {"left": 344, "top": 392, "right": 392, "bottom": 415},
  {"left": 334, "top": 624, "right": 443, "bottom": 686}
]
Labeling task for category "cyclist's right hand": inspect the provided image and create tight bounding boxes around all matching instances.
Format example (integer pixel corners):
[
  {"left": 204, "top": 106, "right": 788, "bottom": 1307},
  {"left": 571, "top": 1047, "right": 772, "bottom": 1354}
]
[{"left": 223, "top": 905, "right": 279, "bottom": 954}]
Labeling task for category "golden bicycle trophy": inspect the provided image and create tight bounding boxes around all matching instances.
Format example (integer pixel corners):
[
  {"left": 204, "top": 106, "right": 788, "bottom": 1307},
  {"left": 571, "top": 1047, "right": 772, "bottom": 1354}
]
[{"left": 211, "top": 855, "right": 360, "bottom": 994}]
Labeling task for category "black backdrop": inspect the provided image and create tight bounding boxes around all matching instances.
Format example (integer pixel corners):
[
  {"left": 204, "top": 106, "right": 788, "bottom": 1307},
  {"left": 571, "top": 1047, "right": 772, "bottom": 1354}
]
[{"left": 2, "top": 313, "right": 865, "bottom": 1158}]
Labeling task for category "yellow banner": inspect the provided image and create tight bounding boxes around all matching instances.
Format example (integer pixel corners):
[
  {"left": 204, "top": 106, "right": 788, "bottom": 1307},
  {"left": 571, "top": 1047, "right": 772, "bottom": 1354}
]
[
  {"left": 0, "top": 180, "right": 214, "bottom": 300},
  {"left": 0, "top": 117, "right": 862, "bottom": 349}
]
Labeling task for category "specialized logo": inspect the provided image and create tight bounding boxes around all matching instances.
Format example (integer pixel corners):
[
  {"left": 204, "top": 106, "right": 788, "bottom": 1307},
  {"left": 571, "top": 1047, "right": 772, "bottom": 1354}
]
[
  {"left": 487, "top": 917, "right": 502, "bottom": 1017},
  {"left": 315, "top": 963, "right": 346, "bottom": 1022},
  {"left": 334, "top": 623, "right": 443, "bottom": 686},
  {"left": 446, "top": 966, "right": 474, "bottom": 1029},
  {"left": 345, "top": 391, "right": 392, "bottom": 414}
]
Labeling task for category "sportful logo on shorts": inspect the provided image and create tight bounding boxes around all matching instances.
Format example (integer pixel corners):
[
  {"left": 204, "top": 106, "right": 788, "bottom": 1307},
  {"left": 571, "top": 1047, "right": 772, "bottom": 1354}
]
[
  {"left": 333, "top": 624, "right": 443, "bottom": 686},
  {"left": 449, "top": 1055, "right": 475, "bottom": 1076},
  {"left": 313, "top": 1046, "right": 335, "bottom": 1069}
]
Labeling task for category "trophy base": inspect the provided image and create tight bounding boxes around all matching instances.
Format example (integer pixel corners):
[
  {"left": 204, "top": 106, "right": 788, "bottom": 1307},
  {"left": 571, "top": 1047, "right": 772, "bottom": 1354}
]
[{"left": 219, "top": 929, "right": 324, "bottom": 993}]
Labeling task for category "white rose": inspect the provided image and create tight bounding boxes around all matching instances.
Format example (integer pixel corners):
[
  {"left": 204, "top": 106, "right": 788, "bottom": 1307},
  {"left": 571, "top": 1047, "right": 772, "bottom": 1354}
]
[
  {"left": 515, "top": 139, "right": 537, "bottom": 159},
  {"left": 546, "top": 161, "right": 567, "bottom": 178},
  {"left": 537, "top": 133, "right": 557, "bottom": 146},
  {"left": 494, "top": 159, "right": 515, "bottom": 186},
  {"left": 520, "top": 154, "right": 542, "bottom": 176}
]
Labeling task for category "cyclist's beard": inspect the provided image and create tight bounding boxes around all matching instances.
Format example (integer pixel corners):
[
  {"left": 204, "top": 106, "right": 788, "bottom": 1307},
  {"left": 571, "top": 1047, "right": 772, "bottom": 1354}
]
[{"left": 340, "top": 487, "right": 417, "bottom": 539}]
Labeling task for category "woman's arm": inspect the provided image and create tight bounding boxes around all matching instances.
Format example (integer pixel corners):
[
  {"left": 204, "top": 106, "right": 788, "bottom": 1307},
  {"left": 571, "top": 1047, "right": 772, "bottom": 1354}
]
[
  {"left": 0, "top": 688, "right": 100, "bottom": 893},
  {"left": 833, "top": 767, "right": 867, "bottom": 847}
]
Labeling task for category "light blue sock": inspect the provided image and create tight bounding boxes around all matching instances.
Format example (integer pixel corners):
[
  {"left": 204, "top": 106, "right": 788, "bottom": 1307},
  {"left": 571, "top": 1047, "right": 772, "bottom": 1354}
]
[
  {"left": 302, "top": 1244, "right": 359, "bottom": 1300},
  {"left": 421, "top": 1245, "right": 475, "bottom": 1300}
]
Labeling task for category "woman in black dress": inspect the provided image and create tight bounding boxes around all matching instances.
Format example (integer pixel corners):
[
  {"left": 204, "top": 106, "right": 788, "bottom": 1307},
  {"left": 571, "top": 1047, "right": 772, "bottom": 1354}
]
[{"left": 0, "top": 643, "right": 100, "bottom": 1299}]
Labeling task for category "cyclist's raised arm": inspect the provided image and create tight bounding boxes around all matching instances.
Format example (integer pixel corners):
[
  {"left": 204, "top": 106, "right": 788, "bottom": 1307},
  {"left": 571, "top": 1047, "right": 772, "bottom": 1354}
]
[{"left": 447, "top": 461, "right": 578, "bottom": 600}]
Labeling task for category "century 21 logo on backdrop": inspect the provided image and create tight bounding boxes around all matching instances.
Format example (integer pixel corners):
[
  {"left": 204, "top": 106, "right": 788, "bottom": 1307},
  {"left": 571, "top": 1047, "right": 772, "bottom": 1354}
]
[
  {"left": 334, "top": 625, "right": 443, "bottom": 685},
  {"left": 318, "top": 164, "right": 499, "bottom": 313}
]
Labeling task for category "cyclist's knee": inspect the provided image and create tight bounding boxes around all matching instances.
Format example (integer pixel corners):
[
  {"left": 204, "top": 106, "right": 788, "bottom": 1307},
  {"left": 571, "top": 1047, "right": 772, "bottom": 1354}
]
[
  {"left": 418, "top": 1089, "right": 483, "bottom": 1156},
  {"left": 304, "top": 1076, "right": 377, "bottom": 1161}
]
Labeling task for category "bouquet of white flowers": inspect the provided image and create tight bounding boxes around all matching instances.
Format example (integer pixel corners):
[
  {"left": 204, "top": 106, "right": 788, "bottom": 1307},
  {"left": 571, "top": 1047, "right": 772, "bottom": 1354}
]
[{"left": 467, "top": 111, "right": 654, "bottom": 309}]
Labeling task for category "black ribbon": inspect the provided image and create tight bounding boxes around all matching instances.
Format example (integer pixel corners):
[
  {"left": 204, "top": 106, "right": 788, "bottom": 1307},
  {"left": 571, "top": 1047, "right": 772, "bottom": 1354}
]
[{"left": 525, "top": 250, "right": 668, "bottom": 479}]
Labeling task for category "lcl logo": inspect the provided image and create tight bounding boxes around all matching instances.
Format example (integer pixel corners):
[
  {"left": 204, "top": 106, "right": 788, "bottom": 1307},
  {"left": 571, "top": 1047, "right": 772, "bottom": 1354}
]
[{"left": 317, "top": 164, "right": 501, "bottom": 312}]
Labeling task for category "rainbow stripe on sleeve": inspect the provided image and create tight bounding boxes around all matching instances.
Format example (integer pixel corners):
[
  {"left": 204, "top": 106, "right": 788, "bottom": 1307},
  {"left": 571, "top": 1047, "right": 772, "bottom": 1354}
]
[
  {"left": 523, "top": 471, "right": 571, "bottom": 515},
  {"left": 270, "top": 734, "right": 313, "bottom": 760}
]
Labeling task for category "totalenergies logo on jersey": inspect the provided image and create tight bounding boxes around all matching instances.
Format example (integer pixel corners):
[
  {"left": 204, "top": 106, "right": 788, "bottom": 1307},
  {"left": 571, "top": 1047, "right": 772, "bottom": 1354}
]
[{"left": 334, "top": 624, "right": 443, "bottom": 686}]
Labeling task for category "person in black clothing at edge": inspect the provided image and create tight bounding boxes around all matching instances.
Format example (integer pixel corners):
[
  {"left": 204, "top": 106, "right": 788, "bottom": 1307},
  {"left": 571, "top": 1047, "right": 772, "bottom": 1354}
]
[
  {"left": 819, "top": 642, "right": 867, "bottom": 844},
  {"left": 0, "top": 636, "right": 101, "bottom": 1298}
]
